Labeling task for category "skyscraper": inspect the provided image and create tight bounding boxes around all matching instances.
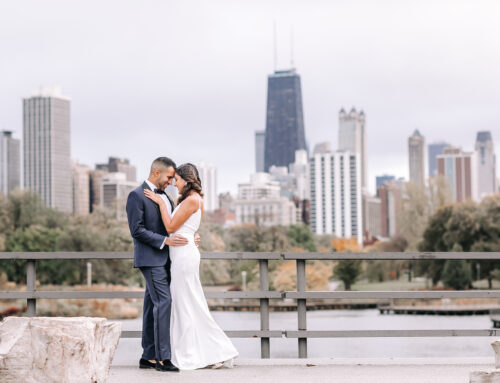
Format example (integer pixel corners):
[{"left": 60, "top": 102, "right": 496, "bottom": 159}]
[
  {"left": 338, "top": 108, "right": 367, "bottom": 189},
  {"left": 234, "top": 173, "right": 296, "bottom": 226},
  {"left": 101, "top": 172, "right": 137, "bottom": 220},
  {"left": 428, "top": 141, "right": 449, "bottom": 177},
  {"left": 264, "top": 69, "right": 306, "bottom": 171},
  {"left": 255, "top": 130, "right": 265, "bottom": 172},
  {"left": 378, "top": 180, "right": 403, "bottom": 238},
  {"left": 89, "top": 168, "right": 108, "bottom": 212},
  {"left": 375, "top": 174, "right": 395, "bottom": 191},
  {"left": 0, "top": 131, "right": 21, "bottom": 195},
  {"left": 72, "top": 160, "right": 90, "bottom": 215},
  {"left": 23, "top": 87, "right": 72, "bottom": 212},
  {"left": 437, "top": 146, "right": 478, "bottom": 203},
  {"left": 96, "top": 157, "right": 137, "bottom": 182},
  {"left": 197, "top": 161, "right": 218, "bottom": 212},
  {"left": 475, "top": 131, "right": 497, "bottom": 199},
  {"left": 408, "top": 129, "right": 425, "bottom": 187},
  {"left": 309, "top": 150, "right": 362, "bottom": 244}
]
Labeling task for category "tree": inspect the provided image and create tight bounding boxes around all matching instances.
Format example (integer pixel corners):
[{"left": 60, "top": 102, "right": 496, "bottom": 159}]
[
  {"left": 287, "top": 225, "right": 317, "bottom": 252},
  {"left": 400, "top": 182, "right": 430, "bottom": 251},
  {"left": 333, "top": 260, "right": 362, "bottom": 290},
  {"left": 416, "top": 205, "right": 454, "bottom": 285},
  {"left": 366, "top": 235, "right": 408, "bottom": 281},
  {"left": 332, "top": 238, "right": 362, "bottom": 290},
  {"left": 4, "top": 225, "right": 76, "bottom": 284},
  {"left": 442, "top": 259, "right": 472, "bottom": 290}
]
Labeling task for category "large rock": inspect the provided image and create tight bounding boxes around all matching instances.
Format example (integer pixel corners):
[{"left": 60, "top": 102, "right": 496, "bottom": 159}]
[
  {"left": 470, "top": 370, "right": 500, "bottom": 383},
  {"left": 493, "top": 340, "right": 500, "bottom": 369},
  {"left": 470, "top": 340, "right": 500, "bottom": 382},
  {"left": 0, "top": 317, "right": 122, "bottom": 383}
]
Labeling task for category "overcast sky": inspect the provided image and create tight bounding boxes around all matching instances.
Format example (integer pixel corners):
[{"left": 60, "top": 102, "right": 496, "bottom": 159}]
[{"left": 1, "top": 0, "right": 499, "bottom": 194}]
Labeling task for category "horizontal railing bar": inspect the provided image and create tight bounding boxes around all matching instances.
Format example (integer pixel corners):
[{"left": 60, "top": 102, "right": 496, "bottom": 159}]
[
  {"left": 2, "top": 251, "right": 500, "bottom": 260},
  {"left": 285, "top": 329, "right": 500, "bottom": 338},
  {"left": 202, "top": 252, "right": 282, "bottom": 260},
  {"left": 284, "top": 291, "right": 500, "bottom": 299},
  {"left": 283, "top": 252, "right": 500, "bottom": 260},
  {"left": 0, "top": 252, "right": 282, "bottom": 260},
  {"left": 0, "top": 291, "right": 282, "bottom": 299},
  {"left": 0, "top": 252, "right": 134, "bottom": 260},
  {"left": 121, "top": 330, "right": 283, "bottom": 338}
]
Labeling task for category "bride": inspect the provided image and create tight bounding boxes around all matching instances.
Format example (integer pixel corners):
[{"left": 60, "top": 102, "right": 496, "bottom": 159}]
[{"left": 144, "top": 163, "right": 239, "bottom": 370}]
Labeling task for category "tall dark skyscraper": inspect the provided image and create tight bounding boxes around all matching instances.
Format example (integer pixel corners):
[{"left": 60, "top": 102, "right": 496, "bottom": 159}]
[{"left": 264, "top": 69, "right": 306, "bottom": 172}]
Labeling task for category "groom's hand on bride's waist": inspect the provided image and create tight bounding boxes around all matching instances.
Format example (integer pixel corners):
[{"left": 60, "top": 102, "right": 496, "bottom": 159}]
[
  {"left": 164, "top": 234, "right": 189, "bottom": 247},
  {"left": 194, "top": 233, "right": 201, "bottom": 247}
]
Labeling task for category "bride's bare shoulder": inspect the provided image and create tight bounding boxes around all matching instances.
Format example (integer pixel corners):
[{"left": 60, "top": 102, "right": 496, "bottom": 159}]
[{"left": 182, "top": 194, "right": 199, "bottom": 209}]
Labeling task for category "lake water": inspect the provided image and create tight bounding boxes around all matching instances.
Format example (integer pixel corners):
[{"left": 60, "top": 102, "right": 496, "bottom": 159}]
[{"left": 113, "top": 309, "right": 496, "bottom": 364}]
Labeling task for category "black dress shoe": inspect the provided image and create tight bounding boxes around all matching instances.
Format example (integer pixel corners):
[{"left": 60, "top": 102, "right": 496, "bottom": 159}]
[
  {"left": 156, "top": 359, "right": 179, "bottom": 372},
  {"left": 139, "top": 358, "right": 157, "bottom": 369}
]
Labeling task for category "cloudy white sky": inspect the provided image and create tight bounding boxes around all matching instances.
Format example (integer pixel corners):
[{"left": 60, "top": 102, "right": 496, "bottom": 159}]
[{"left": 1, "top": 0, "right": 499, "bottom": 194}]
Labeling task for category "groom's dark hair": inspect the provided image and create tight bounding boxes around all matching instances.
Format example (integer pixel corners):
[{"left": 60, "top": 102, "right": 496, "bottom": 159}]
[{"left": 150, "top": 157, "right": 177, "bottom": 174}]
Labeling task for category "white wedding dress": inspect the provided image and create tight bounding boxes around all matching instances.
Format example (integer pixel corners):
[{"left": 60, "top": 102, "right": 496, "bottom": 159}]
[{"left": 169, "top": 197, "right": 238, "bottom": 370}]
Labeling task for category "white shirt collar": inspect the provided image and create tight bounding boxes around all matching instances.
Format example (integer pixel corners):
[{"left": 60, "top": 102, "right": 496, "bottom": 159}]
[{"left": 145, "top": 179, "right": 158, "bottom": 191}]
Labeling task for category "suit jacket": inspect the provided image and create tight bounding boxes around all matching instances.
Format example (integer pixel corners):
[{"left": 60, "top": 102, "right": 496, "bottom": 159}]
[{"left": 126, "top": 181, "right": 174, "bottom": 268}]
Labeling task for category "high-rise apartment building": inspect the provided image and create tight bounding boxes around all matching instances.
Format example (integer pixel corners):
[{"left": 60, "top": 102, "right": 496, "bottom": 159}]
[
  {"left": 96, "top": 157, "right": 136, "bottom": 182},
  {"left": 264, "top": 69, "right": 306, "bottom": 171},
  {"left": 0, "top": 131, "right": 21, "bottom": 194},
  {"left": 408, "top": 129, "right": 425, "bottom": 187},
  {"left": 475, "top": 131, "right": 497, "bottom": 199},
  {"left": 72, "top": 160, "right": 90, "bottom": 215},
  {"left": 437, "top": 146, "right": 478, "bottom": 203},
  {"left": 364, "top": 195, "right": 382, "bottom": 238},
  {"left": 234, "top": 173, "right": 296, "bottom": 226},
  {"left": 338, "top": 108, "right": 367, "bottom": 189},
  {"left": 23, "top": 86, "right": 72, "bottom": 212},
  {"left": 197, "top": 161, "right": 218, "bottom": 212},
  {"left": 313, "top": 142, "right": 331, "bottom": 155},
  {"left": 378, "top": 180, "right": 403, "bottom": 238},
  {"left": 309, "top": 150, "right": 362, "bottom": 244},
  {"left": 255, "top": 130, "right": 265, "bottom": 173},
  {"left": 101, "top": 172, "right": 138, "bottom": 220},
  {"left": 89, "top": 168, "right": 108, "bottom": 212},
  {"left": 375, "top": 175, "right": 395, "bottom": 191},
  {"left": 289, "top": 149, "right": 309, "bottom": 200},
  {"left": 428, "top": 142, "right": 448, "bottom": 178}
]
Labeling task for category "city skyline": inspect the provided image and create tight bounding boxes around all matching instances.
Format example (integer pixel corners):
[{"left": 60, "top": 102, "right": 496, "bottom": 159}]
[{"left": 1, "top": 1, "right": 500, "bottom": 195}]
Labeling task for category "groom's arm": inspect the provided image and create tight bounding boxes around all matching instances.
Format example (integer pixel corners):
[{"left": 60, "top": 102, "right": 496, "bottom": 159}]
[{"left": 126, "top": 191, "right": 167, "bottom": 250}]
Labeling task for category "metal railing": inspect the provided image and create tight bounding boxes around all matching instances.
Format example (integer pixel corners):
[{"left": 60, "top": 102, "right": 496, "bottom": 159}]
[{"left": 1, "top": 251, "right": 500, "bottom": 359}]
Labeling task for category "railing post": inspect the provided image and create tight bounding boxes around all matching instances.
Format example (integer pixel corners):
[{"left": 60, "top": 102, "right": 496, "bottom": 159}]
[
  {"left": 26, "top": 259, "right": 36, "bottom": 317},
  {"left": 259, "top": 259, "right": 270, "bottom": 358},
  {"left": 296, "top": 258, "right": 307, "bottom": 358}
]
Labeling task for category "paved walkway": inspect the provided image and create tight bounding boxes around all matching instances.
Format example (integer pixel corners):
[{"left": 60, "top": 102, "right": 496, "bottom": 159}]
[{"left": 109, "top": 358, "right": 493, "bottom": 383}]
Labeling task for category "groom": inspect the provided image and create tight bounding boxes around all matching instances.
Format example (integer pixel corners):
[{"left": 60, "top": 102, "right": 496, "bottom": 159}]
[{"left": 126, "top": 157, "right": 199, "bottom": 372}]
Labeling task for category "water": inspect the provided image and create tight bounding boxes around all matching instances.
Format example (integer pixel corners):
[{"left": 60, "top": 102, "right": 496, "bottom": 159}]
[{"left": 113, "top": 309, "right": 495, "bottom": 363}]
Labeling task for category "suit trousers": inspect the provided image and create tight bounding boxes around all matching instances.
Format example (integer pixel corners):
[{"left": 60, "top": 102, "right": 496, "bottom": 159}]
[{"left": 140, "top": 265, "right": 172, "bottom": 361}]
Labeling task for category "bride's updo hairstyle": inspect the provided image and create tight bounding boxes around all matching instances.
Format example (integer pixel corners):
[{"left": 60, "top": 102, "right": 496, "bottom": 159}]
[{"left": 176, "top": 163, "right": 204, "bottom": 205}]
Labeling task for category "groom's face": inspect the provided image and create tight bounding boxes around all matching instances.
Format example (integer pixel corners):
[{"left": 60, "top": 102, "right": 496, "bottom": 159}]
[{"left": 157, "top": 166, "right": 176, "bottom": 190}]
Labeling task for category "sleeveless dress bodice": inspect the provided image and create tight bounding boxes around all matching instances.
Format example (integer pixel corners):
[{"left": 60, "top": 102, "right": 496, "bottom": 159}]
[{"left": 171, "top": 202, "right": 201, "bottom": 244}]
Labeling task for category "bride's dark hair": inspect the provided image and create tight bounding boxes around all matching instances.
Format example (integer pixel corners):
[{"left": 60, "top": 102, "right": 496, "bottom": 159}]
[{"left": 176, "top": 163, "right": 204, "bottom": 205}]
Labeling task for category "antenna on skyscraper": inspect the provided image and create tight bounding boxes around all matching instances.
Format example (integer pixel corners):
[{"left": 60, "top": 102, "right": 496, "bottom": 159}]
[
  {"left": 273, "top": 20, "right": 278, "bottom": 71},
  {"left": 290, "top": 25, "right": 295, "bottom": 69}
]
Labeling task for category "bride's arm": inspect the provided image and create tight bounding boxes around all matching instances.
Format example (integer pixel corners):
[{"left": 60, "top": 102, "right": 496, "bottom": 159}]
[{"left": 144, "top": 190, "right": 198, "bottom": 233}]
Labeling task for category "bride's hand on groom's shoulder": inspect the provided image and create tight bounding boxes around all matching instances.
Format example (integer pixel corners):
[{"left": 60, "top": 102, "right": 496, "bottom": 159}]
[{"left": 144, "top": 189, "right": 162, "bottom": 204}]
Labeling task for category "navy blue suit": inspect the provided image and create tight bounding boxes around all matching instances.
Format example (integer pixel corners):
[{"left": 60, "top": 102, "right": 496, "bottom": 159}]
[{"left": 126, "top": 181, "right": 174, "bottom": 361}]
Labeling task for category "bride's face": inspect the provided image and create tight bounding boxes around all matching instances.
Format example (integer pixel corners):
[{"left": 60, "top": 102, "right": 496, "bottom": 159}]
[{"left": 174, "top": 173, "right": 186, "bottom": 192}]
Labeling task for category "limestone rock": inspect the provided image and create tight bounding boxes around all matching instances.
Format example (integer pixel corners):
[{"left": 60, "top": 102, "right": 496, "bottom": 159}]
[
  {"left": 0, "top": 317, "right": 122, "bottom": 383},
  {"left": 492, "top": 340, "right": 500, "bottom": 369},
  {"left": 470, "top": 370, "right": 500, "bottom": 383}
]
